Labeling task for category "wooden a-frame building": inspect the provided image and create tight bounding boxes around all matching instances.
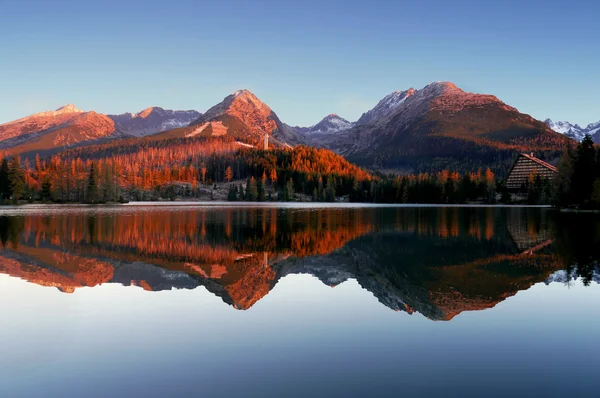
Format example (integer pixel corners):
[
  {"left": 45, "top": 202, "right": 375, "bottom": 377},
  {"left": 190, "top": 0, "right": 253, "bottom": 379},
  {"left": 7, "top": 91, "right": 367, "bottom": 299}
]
[{"left": 505, "top": 153, "right": 558, "bottom": 191}]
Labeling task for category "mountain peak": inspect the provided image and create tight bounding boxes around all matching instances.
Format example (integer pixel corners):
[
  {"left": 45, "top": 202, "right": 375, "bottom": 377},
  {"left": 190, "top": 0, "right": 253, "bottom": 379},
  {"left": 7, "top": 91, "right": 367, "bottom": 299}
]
[
  {"left": 426, "top": 81, "right": 457, "bottom": 89},
  {"left": 233, "top": 89, "right": 253, "bottom": 98},
  {"left": 56, "top": 104, "right": 84, "bottom": 114},
  {"left": 355, "top": 88, "right": 416, "bottom": 126},
  {"left": 546, "top": 118, "right": 599, "bottom": 141},
  {"left": 138, "top": 107, "right": 165, "bottom": 118},
  {"left": 296, "top": 114, "right": 353, "bottom": 136}
]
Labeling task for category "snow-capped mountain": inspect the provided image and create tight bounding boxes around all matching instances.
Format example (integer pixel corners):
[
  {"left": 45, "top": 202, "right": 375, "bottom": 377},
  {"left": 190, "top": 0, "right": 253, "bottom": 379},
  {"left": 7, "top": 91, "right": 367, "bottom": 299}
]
[
  {"left": 108, "top": 107, "right": 201, "bottom": 137},
  {"left": 545, "top": 118, "right": 600, "bottom": 142},
  {"left": 288, "top": 114, "right": 353, "bottom": 148},
  {"left": 355, "top": 88, "right": 416, "bottom": 126},
  {"left": 296, "top": 114, "right": 353, "bottom": 135}
]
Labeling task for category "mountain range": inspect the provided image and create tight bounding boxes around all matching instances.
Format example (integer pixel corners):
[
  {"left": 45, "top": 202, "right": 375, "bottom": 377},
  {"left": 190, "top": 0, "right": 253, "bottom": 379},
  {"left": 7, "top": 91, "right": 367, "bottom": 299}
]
[
  {"left": 307, "top": 82, "right": 568, "bottom": 172},
  {"left": 0, "top": 82, "right": 574, "bottom": 173},
  {"left": 108, "top": 107, "right": 201, "bottom": 137},
  {"left": 544, "top": 118, "right": 600, "bottom": 142}
]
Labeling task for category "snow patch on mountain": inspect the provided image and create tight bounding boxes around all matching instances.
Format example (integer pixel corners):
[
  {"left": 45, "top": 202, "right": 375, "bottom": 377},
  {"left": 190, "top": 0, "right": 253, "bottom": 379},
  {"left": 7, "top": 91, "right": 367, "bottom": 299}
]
[
  {"left": 355, "top": 88, "right": 416, "bottom": 126},
  {"left": 545, "top": 119, "right": 587, "bottom": 141},
  {"left": 545, "top": 118, "right": 600, "bottom": 142},
  {"left": 301, "top": 114, "right": 353, "bottom": 135}
]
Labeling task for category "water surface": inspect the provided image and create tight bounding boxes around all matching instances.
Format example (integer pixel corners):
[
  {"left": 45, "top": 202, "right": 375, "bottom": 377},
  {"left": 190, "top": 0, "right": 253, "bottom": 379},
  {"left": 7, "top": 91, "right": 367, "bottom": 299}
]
[{"left": 0, "top": 205, "right": 598, "bottom": 397}]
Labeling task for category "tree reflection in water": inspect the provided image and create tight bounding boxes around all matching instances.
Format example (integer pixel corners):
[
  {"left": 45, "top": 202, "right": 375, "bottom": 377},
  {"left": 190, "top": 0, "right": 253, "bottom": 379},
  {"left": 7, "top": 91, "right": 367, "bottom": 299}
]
[{"left": 0, "top": 206, "right": 598, "bottom": 319}]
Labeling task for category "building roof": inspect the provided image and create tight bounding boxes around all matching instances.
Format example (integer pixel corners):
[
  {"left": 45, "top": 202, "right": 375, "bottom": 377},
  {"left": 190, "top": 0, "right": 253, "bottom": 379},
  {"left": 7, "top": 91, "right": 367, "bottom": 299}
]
[{"left": 519, "top": 153, "right": 558, "bottom": 173}]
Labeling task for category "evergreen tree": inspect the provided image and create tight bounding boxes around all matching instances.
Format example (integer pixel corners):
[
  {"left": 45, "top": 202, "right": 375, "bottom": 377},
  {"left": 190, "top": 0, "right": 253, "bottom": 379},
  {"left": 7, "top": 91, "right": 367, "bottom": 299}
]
[
  {"left": 284, "top": 178, "right": 294, "bottom": 201},
  {"left": 572, "top": 135, "right": 596, "bottom": 206},
  {"left": 246, "top": 177, "right": 257, "bottom": 201},
  {"left": 87, "top": 162, "right": 99, "bottom": 203},
  {"left": 257, "top": 177, "right": 266, "bottom": 201},
  {"left": 41, "top": 179, "right": 53, "bottom": 202},
  {"left": 0, "top": 159, "right": 10, "bottom": 201},
  {"left": 325, "top": 177, "right": 336, "bottom": 202},
  {"left": 228, "top": 185, "right": 237, "bottom": 201},
  {"left": 8, "top": 157, "right": 25, "bottom": 201}
]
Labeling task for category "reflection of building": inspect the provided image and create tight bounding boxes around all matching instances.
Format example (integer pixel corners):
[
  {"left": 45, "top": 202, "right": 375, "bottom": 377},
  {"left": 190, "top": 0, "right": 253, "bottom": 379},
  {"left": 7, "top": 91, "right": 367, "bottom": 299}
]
[
  {"left": 506, "top": 153, "right": 557, "bottom": 191},
  {"left": 506, "top": 210, "right": 553, "bottom": 254}
]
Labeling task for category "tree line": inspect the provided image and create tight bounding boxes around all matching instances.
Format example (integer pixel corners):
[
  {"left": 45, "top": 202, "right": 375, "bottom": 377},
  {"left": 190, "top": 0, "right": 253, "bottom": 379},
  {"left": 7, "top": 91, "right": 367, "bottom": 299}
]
[
  {"left": 554, "top": 135, "right": 600, "bottom": 209},
  {"left": 0, "top": 133, "right": 567, "bottom": 205}
]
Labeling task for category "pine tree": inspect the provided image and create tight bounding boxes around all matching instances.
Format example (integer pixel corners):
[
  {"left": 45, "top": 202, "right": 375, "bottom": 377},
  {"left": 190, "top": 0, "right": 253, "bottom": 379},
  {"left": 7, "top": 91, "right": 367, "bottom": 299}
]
[
  {"left": 228, "top": 185, "right": 237, "bottom": 201},
  {"left": 325, "top": 177, "right": 336, "bottom": 202},
  {"left": 257, "top": 177, "right": 266, "bottom": 201},
  {"left": 87, "top": 162, "right": 99, "bottom": 203},
  {"left": 8, "top": 157, "right": 25, "bottom": 201},
  {"left": 246, "top": 177, "right": 257, "bottom": 201},
  {"left": 285, "top": 178, "right": 294, "bottom": 201},
  {"left": 0, "top": 158, "right": 10, "bottom": 201}
]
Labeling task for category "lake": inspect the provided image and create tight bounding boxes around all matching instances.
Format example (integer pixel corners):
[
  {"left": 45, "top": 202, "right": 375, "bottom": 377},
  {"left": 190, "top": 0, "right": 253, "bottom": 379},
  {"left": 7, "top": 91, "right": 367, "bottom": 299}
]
[{"left": 0, "top": 204, "right": 599, "bottom": 398}]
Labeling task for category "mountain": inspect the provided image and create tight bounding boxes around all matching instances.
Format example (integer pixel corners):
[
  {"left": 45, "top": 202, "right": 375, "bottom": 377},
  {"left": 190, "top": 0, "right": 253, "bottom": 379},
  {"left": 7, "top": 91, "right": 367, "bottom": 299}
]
[
  {"left": 355, "top": 88, "right": 416, "bottom": 126},
  {"left": 186, "top": 89, "right": 304, "bottom": 147},
  {"left": 289, "top": 114, "right": 354, "bottom": 148},
  {"left": 0, "top": 105, "right": 121, "bottom": 154},
  {"left": 545, "top": 118, "right": 600, "bottom": 142},
  {"left": 326, "top": 82, "right": 571, "bottom": 173},
  {"left": 294, "top": 114, "right": 353, "bottom": 135},
  {"left": 108, "top": 107, "right": 201, "bottom": 137}
]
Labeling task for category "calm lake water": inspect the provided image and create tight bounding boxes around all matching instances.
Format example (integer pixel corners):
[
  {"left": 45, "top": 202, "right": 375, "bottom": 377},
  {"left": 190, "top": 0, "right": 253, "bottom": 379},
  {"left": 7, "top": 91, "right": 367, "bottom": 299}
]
[{"left": 0, "top": 204, "right": 599, "bottom": 398}]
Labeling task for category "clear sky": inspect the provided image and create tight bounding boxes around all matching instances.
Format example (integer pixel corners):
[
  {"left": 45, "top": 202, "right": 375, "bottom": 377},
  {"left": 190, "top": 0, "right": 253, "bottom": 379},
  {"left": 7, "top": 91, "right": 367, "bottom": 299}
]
[{"left": 0, "top": 0, "right": 598, "bottom": 126}]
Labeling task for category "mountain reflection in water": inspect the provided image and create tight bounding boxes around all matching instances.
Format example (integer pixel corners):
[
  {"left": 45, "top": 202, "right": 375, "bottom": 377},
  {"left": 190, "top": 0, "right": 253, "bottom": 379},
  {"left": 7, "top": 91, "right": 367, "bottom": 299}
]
[{"left": 0, "top": 205, "right": 598, "bottom": 321}]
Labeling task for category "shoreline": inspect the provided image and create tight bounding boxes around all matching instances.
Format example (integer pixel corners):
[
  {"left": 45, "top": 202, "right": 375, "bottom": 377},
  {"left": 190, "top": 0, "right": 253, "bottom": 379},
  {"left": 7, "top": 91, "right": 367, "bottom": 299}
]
[{"left": 0, "top": 201, "right": 553, "bottom": 210}]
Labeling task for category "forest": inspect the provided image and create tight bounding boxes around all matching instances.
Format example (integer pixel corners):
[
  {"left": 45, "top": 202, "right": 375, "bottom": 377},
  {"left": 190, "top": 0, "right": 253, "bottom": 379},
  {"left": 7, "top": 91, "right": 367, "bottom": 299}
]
[
  {"left": 553, "top": 135, "right": 600, "bottom": 210},
  {"left": 0, "top": 135, "right": 552, "bottom": 205}
]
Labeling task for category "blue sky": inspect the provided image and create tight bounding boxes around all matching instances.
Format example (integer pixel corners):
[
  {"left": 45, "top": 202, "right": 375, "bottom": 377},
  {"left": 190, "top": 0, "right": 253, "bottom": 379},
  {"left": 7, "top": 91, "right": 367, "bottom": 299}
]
[{"left": 0, "top": 0, "right": 598, "bottom": 126}]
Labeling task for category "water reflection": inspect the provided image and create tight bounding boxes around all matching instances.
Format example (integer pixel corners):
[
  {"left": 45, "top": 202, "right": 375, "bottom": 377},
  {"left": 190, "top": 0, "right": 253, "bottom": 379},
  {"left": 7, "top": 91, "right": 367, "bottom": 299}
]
[{"left": 0, "top": 206, "right": 598, "bottom": 320}]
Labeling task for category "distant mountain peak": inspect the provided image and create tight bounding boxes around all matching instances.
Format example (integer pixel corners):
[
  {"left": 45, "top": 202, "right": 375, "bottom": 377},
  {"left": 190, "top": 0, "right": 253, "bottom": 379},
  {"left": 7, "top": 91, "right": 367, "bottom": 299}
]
[
  {"left": 56, "top": 104, "right": 84, "bottom": 114},
  {"left": 108, "top": 107, "right": 201, "bottom": 137},
  {"left": 138, "top": 107, "right": 164, "bottom": 118},
  {"left": 425, "top": 81, "right": 458, "bottom": 89},
  {"left": 292, "top": 114, "right": 353, "bottom": 138},
  {"left": 355, "top": 88, "right": 416, "bottom": 126},
  {"left": 545, "top": 118, "right": 600, "bottom": 142},
  {"left": 233, "top": 89, "right": 252, "bottom": 97}
]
